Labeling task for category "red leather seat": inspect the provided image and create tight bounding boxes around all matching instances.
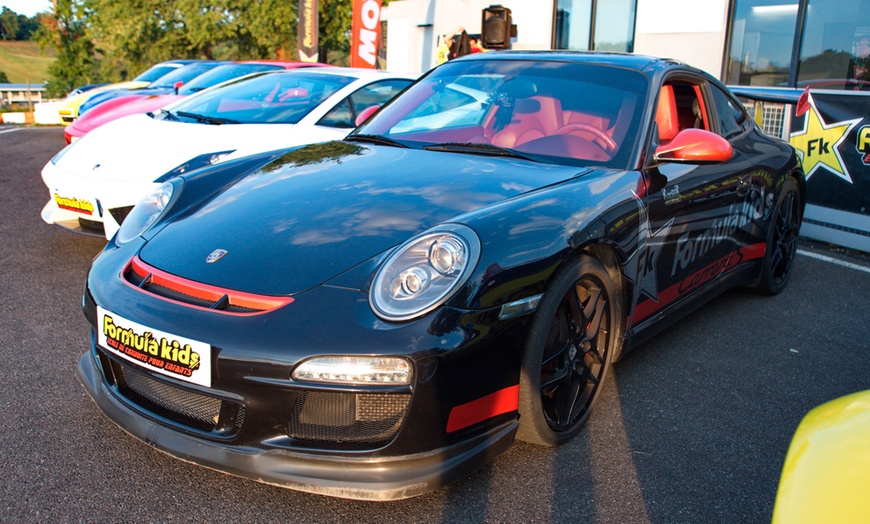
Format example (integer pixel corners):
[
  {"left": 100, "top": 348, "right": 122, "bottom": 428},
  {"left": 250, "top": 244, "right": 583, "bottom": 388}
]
[
  {"left": 656, "top": 85, "right": 680, "bottom": 145},
  {"left": 491, "top": 96, "right": 564, "bottom": 148}
]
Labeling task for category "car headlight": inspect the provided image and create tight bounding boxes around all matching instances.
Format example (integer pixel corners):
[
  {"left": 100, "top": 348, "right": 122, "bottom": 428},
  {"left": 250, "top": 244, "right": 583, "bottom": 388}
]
[
  {"left": 292, "top": 356, "right": 412, "bottom": 385},
  {"left": 153, "top": 150, "right": 235, "bottom": 183},
  {"left": 115, "top": 180, "right": 178, "bottom": 244},
  {"left": 370, "top": 224, "right": 480, "bottom": 321},
  {"left": 50, "top": 142, "right": 76, "bottom": 165}
]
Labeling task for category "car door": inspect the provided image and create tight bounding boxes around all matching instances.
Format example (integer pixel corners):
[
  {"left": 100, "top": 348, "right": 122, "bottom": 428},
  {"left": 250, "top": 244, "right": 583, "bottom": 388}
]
[
  {"left": 631, "top": 75, "right": 755, "bottom": 328},
  {"left": 705, "top": 82, "right": 774, "bottom": 254}
]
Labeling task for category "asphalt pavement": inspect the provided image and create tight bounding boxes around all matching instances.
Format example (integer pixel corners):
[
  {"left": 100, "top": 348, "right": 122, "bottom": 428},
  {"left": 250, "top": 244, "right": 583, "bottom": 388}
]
[{"left": 2, "top": 126, "right": 869, "bottom": 523}]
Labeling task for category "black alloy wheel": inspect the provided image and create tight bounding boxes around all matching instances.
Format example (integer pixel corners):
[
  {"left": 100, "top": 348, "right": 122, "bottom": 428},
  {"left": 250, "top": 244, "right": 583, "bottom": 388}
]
[
  {"left": 517, "top": 256, "right": 616, "bottom": 446},
  {"left": 756, "top": 178, "right": 802, "bottom": 295}
]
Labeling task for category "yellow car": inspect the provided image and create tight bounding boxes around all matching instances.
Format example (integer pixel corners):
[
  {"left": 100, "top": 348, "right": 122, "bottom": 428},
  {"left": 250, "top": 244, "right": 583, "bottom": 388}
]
[
  {"left": 57, "top": 60, "right": 200, "bottom": 123},
  {"left": 772, "top": 390, "right": 870, "bottom": 523}
]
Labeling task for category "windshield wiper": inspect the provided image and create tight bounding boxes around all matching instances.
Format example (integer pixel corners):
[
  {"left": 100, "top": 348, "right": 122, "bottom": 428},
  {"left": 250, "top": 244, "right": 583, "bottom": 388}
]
[
  {"left": 423, "top": 142, "right": 537, "bottom": 162},
  {"left": 151, "top": 109, "right": 179, "bottom": 121},
  {"left": 345, "top": 134, "right": 409, "bottom": 148},
  {"left": 176, "top": 111, "right": 239, "bottom": 125}
]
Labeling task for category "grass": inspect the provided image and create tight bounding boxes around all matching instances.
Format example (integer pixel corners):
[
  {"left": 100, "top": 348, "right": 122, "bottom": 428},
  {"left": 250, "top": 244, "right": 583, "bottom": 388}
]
[{"left": 0, "top": 41, "right": 55, "bottom": 84}]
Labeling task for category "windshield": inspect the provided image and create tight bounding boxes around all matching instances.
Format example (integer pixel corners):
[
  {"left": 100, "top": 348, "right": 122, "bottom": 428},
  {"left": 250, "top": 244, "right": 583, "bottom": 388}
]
[
  {"left": 179, "top": 63, "right": 286, "bottom": 95},
  {"left": 150, "top": 63, "right": 219, "bottom": 89},
  {"left": 133, "top": 63, "right": 183, "bottom": 83},
  {"left": 166, "top": 71, "right": 356, "bottom": 124},
  {"left": 357, "top": 59, "right": 649, "bottom": 168}
]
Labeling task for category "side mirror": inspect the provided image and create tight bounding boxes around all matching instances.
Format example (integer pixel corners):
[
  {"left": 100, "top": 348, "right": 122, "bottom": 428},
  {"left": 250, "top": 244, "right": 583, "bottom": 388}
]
[
  {"left": 355, "top": 105, "right": 381, "bottom": 126},
  {"left": 655, "top": 128, "right": 733, "bottom": 164},
  {"left": 174, "top": 81, "right": 184, "bottom": 94}
]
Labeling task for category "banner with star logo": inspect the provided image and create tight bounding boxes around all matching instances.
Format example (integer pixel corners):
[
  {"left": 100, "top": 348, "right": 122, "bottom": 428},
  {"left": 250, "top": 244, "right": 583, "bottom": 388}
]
[
  {"left": 733, "top": 86, "right": 870, "bottom": 252},
  {"left": 789, "top": 92, "right": 870, "bottom": 220}
]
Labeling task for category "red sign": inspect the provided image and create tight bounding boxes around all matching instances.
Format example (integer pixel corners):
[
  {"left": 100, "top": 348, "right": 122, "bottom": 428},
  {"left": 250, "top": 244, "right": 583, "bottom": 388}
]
[{"left": 350, "top": 0, "right": 382, "bottom": 69}]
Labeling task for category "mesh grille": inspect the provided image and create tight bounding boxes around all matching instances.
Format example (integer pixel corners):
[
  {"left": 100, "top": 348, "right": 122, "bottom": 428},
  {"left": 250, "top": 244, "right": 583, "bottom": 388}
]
[
  {"left": 118, "top": 364, "right": 245, "bottom": 432},
  {"left": 288, "top": 391, "right": 410, "bottom": 446}
]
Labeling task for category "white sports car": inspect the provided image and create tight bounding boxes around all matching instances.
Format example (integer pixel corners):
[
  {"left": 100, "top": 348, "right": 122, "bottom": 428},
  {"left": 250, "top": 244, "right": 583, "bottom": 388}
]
[{"left": 42, "top": 68, "right": 415, "bottom": 239}]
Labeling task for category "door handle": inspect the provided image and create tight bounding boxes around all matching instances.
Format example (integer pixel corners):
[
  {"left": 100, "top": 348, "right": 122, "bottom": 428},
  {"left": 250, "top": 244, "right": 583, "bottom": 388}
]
[{"left": 736, "top": 177, "right": 752, "bottom": 196}]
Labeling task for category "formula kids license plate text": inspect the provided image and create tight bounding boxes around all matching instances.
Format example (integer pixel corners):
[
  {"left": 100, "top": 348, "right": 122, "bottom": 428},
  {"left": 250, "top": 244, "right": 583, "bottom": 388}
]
[
  {"left": 53, "top": 191, "right": 100, "bottom": 217},
  {"left": 97, "top": 306, "right": 212, "bottom": 387}
]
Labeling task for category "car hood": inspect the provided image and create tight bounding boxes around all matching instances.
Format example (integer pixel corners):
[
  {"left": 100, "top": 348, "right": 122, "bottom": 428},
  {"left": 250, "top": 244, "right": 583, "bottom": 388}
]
[
  {"left": 57, "top": 114, "right": 302, "bottom": 182},
  {"left": 74, "top": 94, "right": 183, "bottom": 133},
  {"left": 139, "top": 141, "right": 587, "bottom": 296}
]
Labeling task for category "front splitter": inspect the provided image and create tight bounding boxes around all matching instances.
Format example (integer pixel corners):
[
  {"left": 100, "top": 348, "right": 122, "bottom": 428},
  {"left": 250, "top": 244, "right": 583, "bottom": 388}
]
[{"left": 76, "top": 351, "right": 518, "bottom": 500}]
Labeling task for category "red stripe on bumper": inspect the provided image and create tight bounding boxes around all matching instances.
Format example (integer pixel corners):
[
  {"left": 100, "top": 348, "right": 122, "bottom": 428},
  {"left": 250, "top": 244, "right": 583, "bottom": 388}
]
[{"left": 447, "top": 385, "right": 520, "bottom": 433}]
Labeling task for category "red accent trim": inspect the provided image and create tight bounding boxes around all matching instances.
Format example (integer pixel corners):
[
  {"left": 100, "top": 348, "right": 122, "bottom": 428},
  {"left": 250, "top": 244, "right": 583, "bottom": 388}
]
[
  {"left": 125, "top": 256, "right": 293, "bottom": 315},
  {"left": 633, "top": 242, "right": 766, "bottom": 324},
  {"left": 446, "top": 385, "right": 519, "bottom": 433}
]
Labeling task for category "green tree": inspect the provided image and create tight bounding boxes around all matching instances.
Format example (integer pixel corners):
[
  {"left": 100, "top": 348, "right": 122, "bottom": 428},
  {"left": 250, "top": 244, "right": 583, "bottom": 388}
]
[
  {"left": 35, "top": 0, "right": 99, "bottom": 97},
  {"left": 0, "top": 71, "right": 9, "bottom": 83},
  {"left": 16, "top": 13, "right": 43, "bottom": 40},
  {"left": 86, "top": 0, "right": 299, "bottom": 80},
  {"left": 0, "top": 7, "right": 19, "bottom": 40},
  {"left": 319, "top": 0, "right": 352, "bottom": 65}
]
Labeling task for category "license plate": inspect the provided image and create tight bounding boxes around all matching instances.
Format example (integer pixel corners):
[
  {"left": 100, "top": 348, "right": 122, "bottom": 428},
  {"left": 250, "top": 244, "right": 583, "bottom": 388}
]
[
  {"left": 97, "top": 307, "right": 212, "bottom": 387},
  {"left": 53, "top": 191, "right": 100, "bottom": 217}
]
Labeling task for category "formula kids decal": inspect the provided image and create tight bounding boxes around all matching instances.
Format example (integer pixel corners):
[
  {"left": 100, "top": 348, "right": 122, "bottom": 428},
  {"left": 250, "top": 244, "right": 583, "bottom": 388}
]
[
  {"left": 54, "top": 193, "right": 97, "bottom": 216},
  {"left": 97, "top": 307, "right": 212, "bottom": 387}
]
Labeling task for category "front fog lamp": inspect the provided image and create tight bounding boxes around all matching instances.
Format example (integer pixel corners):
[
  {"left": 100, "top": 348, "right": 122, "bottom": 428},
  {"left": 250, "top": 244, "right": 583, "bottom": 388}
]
[
  {"left": 115, "top": 181, "right": 176, "bottom": 244},
  {"left": 370, "top": 224, "right": 480, "bottom": 321},
  {"left": 292, "top": 356, "right": 412, "bottom": 385}
]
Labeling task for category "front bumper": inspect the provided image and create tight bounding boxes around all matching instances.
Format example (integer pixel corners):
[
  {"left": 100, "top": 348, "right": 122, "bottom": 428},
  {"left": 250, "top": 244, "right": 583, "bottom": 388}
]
[
  {"left": 76, "top": 347, "right": 517, "bottom": 500},
  {"left": 41, "top": 160, "right": 157, "bottom": 239}
]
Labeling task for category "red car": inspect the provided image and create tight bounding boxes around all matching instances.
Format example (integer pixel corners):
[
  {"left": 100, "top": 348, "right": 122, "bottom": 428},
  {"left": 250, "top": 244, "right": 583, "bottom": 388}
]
[{"left": 63, "top": 61, "right": 324, "bottom": 144}]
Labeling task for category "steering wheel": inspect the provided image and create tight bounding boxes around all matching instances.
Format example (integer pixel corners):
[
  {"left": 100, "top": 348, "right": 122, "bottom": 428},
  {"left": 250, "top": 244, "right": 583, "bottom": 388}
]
[{"left": 555, "top": 123, "right": 617, "bottom": 153}]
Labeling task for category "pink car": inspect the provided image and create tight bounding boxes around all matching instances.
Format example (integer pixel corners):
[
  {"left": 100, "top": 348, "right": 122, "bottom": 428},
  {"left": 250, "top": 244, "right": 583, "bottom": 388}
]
[{"left": 64, "top": 61, "right": 325, "bottom": 144}]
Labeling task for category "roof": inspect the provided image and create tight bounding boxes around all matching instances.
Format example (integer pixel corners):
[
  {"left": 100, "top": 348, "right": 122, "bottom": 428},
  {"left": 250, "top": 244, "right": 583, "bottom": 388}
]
[
  {"left": 455, "top": 50, "right": 678, "bottom": 70},
  {"left": 0, "top": 83, "right": 47, "bottom": 90}
]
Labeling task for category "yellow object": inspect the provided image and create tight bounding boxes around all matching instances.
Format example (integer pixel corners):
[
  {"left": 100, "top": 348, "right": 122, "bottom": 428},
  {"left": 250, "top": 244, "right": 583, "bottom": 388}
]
[
  {"left": 772, "top": 390, "right": 870, "bottom": 524},
  {"left": 57, "top": 81, "right": 150, "bottom": 123}
]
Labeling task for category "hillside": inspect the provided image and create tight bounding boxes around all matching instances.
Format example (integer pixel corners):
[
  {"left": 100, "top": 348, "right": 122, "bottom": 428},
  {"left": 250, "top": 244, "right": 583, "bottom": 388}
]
[{"left": 0, "top": 41, "right": 55, "bottom": 84}]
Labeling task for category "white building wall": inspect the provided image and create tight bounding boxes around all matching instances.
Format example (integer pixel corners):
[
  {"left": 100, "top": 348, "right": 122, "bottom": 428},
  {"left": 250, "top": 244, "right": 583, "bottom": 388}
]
[
  {"left": 382, "top": 0, "right": 730, "bottom": 77},
  {"left": 382, "top": 0, "right": 554, "bottom": 74},
  {"left": 632, "top": 0, "right": 729, "bottom": 77}
]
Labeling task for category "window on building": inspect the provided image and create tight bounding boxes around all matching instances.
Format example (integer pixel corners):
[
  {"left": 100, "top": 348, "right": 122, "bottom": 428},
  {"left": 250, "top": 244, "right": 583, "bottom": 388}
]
[
  {"left": 725, "top": 0, "right": 799, "bottom": 87},
  {"left": 554, "top": 0, "right": 592, "bottom": 50},
  {"left": 797, "top": 0, "right": 870, "bottom": 89},
  {"left": 553, "top": 0, "right": 636, "bottom": 52},
  {"left": 726, "top": 0, "right": 870, "bottom": 89}
]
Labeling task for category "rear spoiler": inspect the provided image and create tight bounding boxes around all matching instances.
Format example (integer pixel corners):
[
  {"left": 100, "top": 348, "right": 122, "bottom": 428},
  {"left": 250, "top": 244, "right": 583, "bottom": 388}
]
[{"left": 728, "top": 86, "right": 811, "bottom": 116}]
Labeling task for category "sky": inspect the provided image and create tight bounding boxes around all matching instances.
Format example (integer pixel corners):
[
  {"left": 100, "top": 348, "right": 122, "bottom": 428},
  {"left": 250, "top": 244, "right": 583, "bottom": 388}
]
[{"left": 0, "top": 0, "right": 53, "bottom": 17}]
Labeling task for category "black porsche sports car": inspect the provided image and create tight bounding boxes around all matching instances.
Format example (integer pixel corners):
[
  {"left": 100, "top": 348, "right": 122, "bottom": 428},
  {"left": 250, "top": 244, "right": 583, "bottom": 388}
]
[{"left": 78, "top": 52, "right": 804, "bottom": 500}]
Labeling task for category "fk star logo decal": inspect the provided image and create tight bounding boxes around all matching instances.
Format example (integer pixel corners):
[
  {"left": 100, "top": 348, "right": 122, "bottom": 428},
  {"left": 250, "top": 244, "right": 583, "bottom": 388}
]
[
  {"left": 627, "top": 194, "right": 673, "bottom": 302},
  {"left": 789, "top": 93, "right": 861, "bottom": 184}
]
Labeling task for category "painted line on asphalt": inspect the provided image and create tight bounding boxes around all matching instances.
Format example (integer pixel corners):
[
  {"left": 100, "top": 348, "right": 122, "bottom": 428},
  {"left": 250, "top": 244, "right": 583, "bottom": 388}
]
[
  {"left": 797, "top": 249, "right": 870, "bottom": 275},
  {"left": 0, "top": 127, "right": 22, "bottom": 135}
]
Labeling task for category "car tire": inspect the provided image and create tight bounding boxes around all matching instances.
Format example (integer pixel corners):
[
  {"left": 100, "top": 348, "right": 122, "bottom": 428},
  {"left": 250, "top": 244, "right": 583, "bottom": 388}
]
[
  {"left": 517, "top": 255, "right": 616, "bottom": 446},
  {"left": 755, "top": 178, "right": 802, "bottom": 295}
]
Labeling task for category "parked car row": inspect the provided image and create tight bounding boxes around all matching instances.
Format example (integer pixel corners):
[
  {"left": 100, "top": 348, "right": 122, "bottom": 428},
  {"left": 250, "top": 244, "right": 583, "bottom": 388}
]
[
  {"left": 43, "top": 65, "right": 415, "bottom": 239},
  {"left": 40, "top": 52, "right": 856, "bottom": 511}
]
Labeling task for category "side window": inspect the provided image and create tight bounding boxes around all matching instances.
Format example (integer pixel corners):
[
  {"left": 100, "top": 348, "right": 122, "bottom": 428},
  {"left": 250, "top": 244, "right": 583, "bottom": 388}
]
[
  {"left": 318, "top": 79, "right": 412, "bottom": 129},
  {"left": 656, "top": 80, "right": 708, "bottom": 143},
  {"left": 709, "top": 85, "right": 749, "bottom": 139},
  {"left": 319, "top": 99, "right": 354, "bottom": 128}
]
